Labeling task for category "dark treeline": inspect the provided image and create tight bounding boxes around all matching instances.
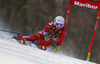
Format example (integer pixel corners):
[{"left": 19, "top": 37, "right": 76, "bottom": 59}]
[{"left": 0, "top": 0, "right": 100, "bottom": 63}]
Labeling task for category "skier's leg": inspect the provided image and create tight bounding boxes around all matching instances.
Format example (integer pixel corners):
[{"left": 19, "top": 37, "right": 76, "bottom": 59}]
[
  {"left": 19, "top": 30, "right": 44, "bottom": 41},
  {"left": 37, "top": 38, "right": 54, "bottom": 47},
  {"left": 12, "top": 30, "right": 44, "bottom": 45}
]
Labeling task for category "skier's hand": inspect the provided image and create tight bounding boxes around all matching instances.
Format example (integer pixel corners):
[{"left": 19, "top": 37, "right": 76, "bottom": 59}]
[
  {"left": 43, "top": 29, "right": 50, "bottom": 41},
  {"left": 51, "top": 42, "right": 57, "bottom": 48},
  {"left": 44, "top": 34, "right": 50, "bottom": 41}
]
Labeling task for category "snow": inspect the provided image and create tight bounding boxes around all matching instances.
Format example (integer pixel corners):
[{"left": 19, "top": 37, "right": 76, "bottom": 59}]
[{"left": 0, "top": 37, "right": 97, "bottom": 64}]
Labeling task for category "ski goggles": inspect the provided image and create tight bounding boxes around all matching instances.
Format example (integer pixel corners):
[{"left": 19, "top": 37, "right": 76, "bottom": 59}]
[{"left": 56, "top": 23, "right": 63, "bottom": 27}]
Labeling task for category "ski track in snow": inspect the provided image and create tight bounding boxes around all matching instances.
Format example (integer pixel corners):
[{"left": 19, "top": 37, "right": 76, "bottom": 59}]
[{"left": 0, "top": 38, "right": 97, "bottom": 64}]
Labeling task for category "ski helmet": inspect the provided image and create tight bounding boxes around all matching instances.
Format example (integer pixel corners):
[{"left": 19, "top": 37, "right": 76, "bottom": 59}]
[{"left": 54, "top": 16, "right": 65, "bottom": 27}]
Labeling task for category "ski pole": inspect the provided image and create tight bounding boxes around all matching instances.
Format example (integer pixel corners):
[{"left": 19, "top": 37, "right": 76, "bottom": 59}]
[{"left": 55, "top": 46, "right": 60, "bottom": 53}]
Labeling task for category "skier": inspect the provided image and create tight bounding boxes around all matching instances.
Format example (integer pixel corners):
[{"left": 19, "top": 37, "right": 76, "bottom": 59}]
[{"left": 13, "top": 16, "right": 65, "bottom": 52}]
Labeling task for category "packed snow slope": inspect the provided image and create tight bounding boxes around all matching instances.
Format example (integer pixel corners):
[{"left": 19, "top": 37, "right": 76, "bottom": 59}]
[{"left": 0, "top": 38, "right": 96, "bottom": 64}]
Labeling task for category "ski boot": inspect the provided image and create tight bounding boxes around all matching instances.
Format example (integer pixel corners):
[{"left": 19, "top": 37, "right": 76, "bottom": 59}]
[
  {"left": 26, "top": 41, "right": 38, "bottom": 48},
  {"left": 12, "top": 36, "right": 25, "bottom": 44},
  {"left": 29, "top": 41, "right": 38, "bottom": 45},
  {"left": 12, "top": 36, "right": 19, "bottom": 40}
]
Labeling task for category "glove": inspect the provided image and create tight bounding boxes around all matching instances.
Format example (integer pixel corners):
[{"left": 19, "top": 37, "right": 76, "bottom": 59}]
[
  {"left": 12, "top": 36, "right": 19, "bottom": 40},
  {"left": 44, "top": 34, "right": 50, "bottom": 41},
  {"left": 43, "top": 29, "right": 50, "bottom": 41},
  {"left": 51, "top": 42, "right": 58, "bottom": 48}
]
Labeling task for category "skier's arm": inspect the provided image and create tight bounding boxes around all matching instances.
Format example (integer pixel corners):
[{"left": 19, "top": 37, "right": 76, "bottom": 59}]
[
  {"left": 55, "top": 29, "right": 65, "bottom": 53},
  {"left": 43, "top": 21, "right": 54, "bottom": 32},
  {"left": 43, "top": 21, "right": 54, "bottom": 41}
]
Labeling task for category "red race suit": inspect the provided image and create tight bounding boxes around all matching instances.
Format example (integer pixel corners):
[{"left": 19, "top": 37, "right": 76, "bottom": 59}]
[{"left": 19, "top": 21, "right": 65, "bottom": 47}]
